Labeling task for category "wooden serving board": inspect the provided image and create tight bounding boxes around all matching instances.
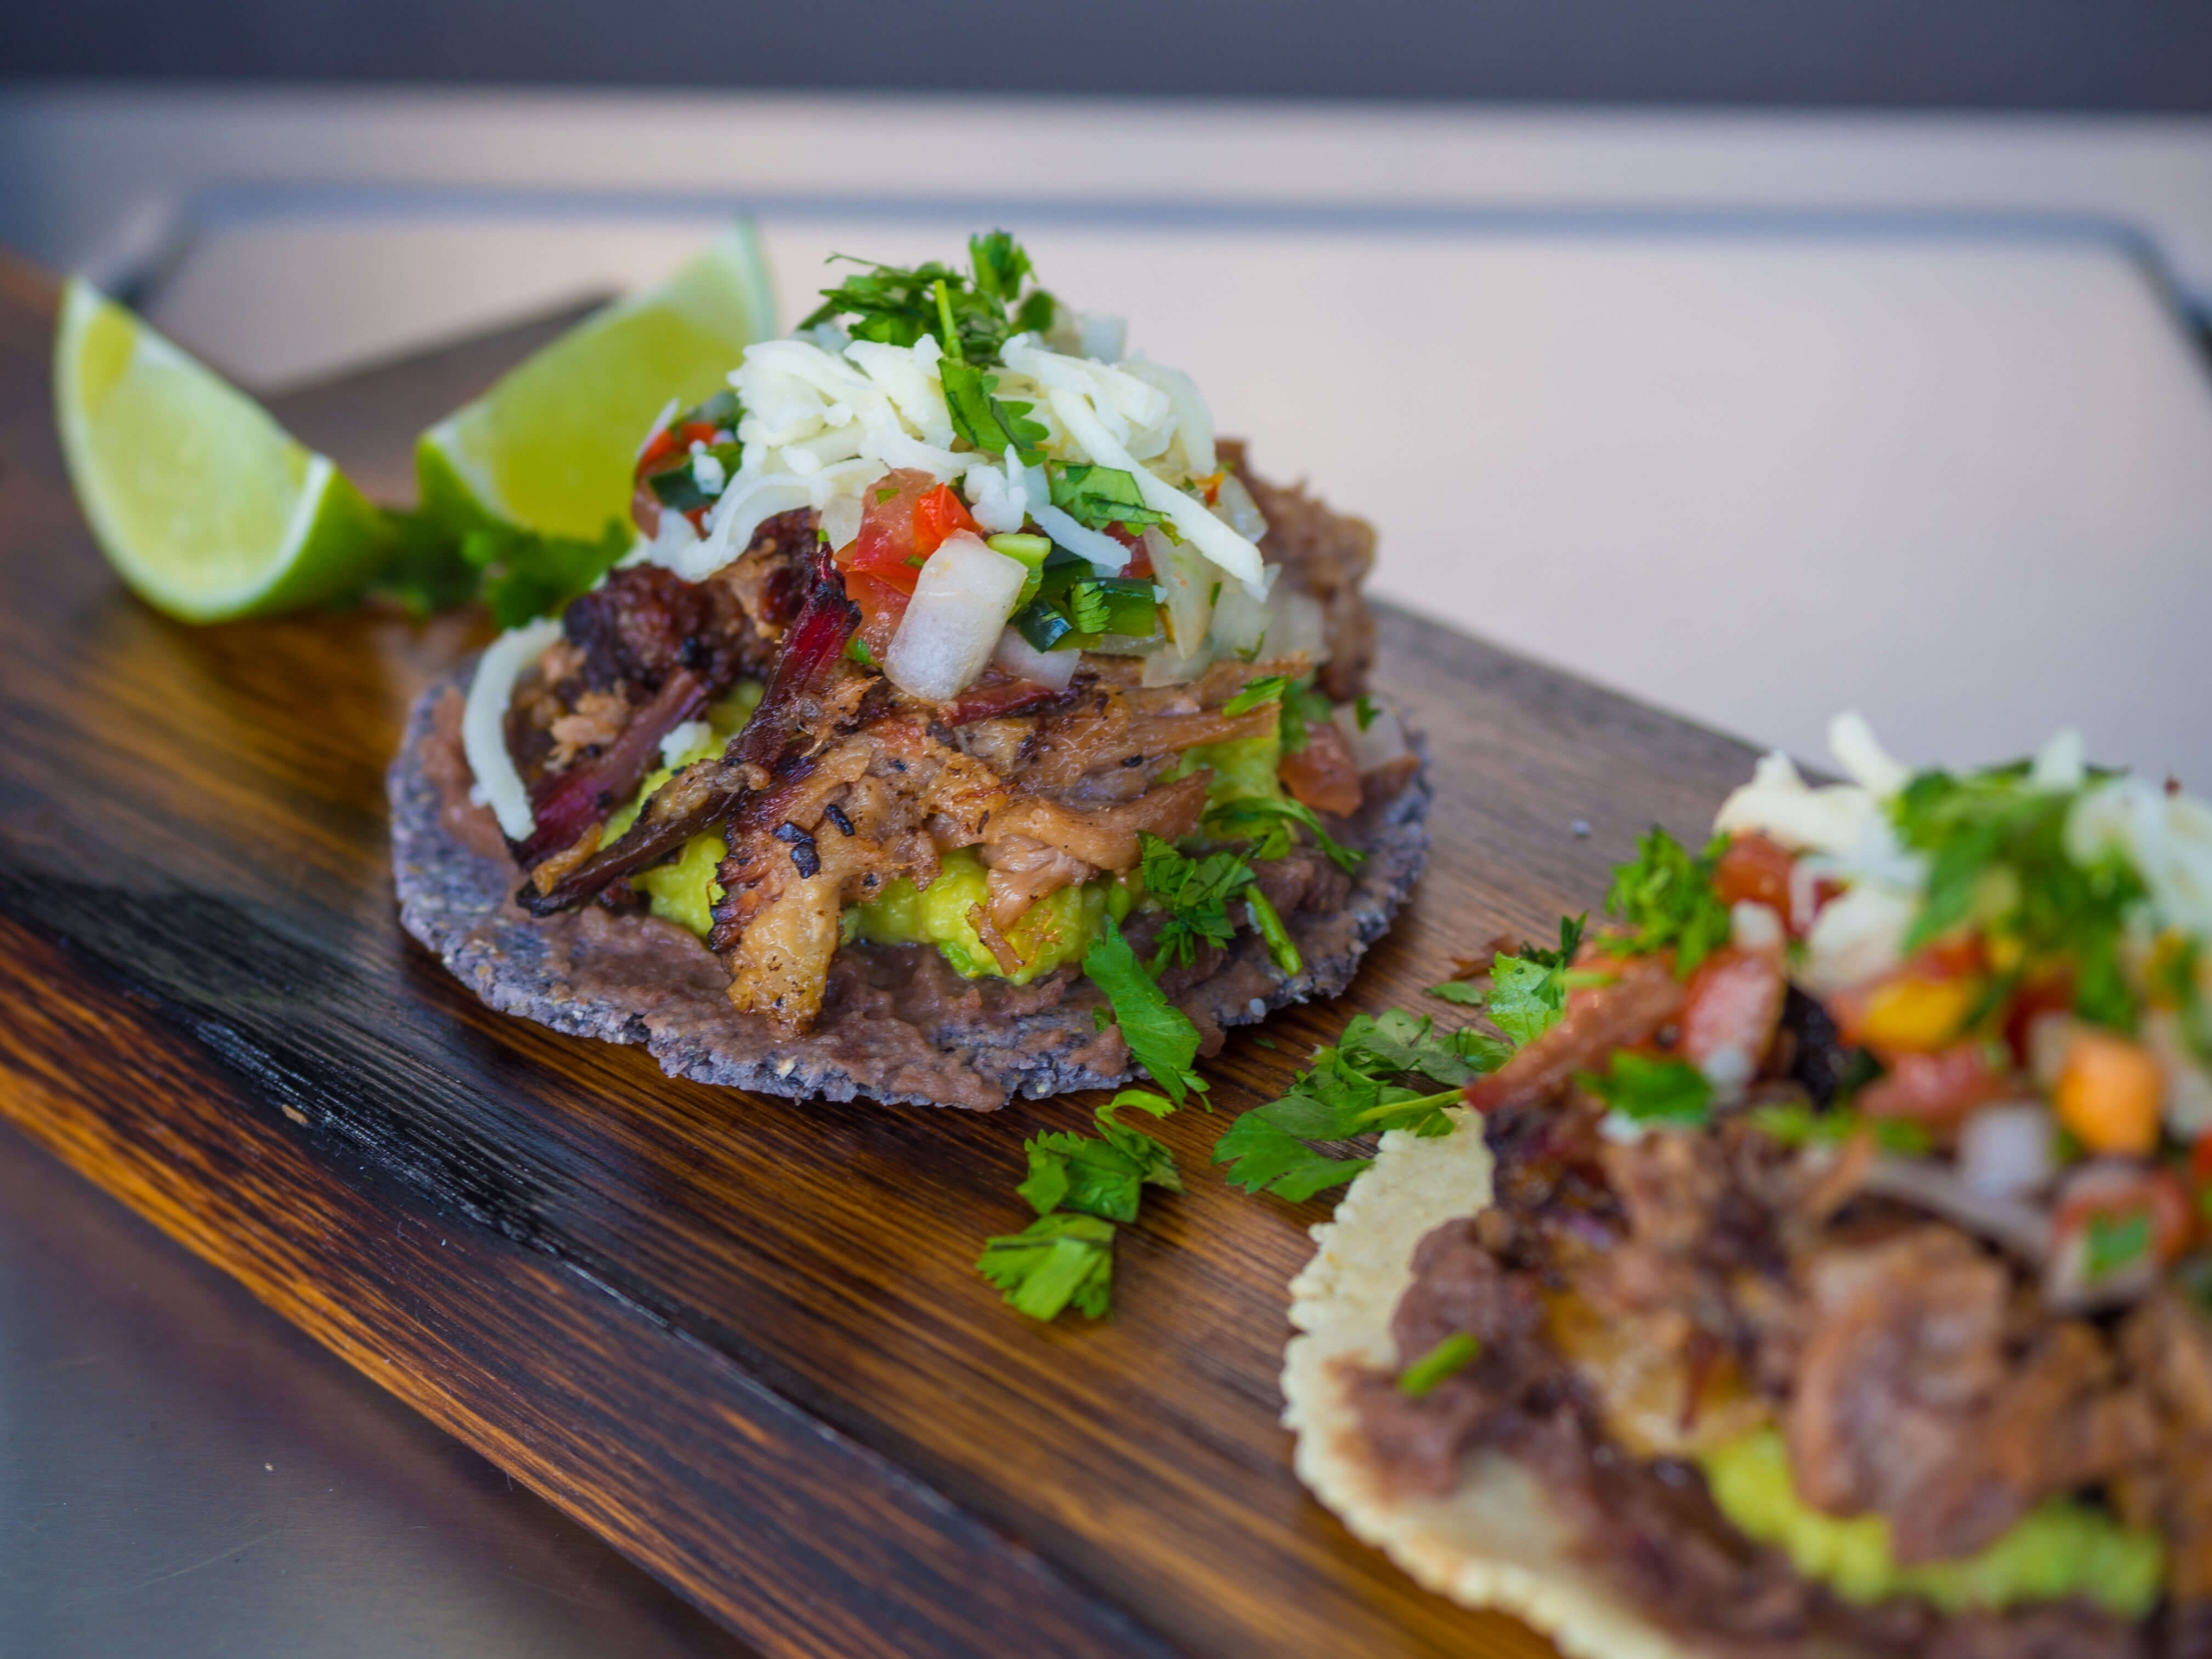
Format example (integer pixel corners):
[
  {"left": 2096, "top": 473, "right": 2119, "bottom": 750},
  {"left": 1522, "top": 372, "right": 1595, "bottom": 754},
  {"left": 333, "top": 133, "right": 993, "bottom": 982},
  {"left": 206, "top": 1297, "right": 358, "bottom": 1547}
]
[{"left": 0, "top": 250, "right": 1758, "bottom": 1657}]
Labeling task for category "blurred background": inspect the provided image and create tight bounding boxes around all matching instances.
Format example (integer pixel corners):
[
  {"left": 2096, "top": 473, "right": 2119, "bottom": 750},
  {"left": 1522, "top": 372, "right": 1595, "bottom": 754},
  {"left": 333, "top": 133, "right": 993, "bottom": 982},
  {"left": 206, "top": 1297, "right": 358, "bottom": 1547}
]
[
  {"left": 6, "top": 9, "right": 2212, "bottom": 1653},
  {"left": 8, "top": 5, "right": 2212, "bottom": 783}
]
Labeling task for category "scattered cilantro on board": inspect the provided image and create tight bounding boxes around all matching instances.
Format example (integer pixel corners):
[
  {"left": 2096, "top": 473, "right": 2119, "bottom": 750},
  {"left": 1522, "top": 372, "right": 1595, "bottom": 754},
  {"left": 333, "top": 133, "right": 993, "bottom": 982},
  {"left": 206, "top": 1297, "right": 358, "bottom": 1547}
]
[
  {"left": 977, "top": 1090, "right": 1182, "bottom": 1321},
  {"left": 1213, "top": 1011, "right": 1500, "bottom": 1202}
]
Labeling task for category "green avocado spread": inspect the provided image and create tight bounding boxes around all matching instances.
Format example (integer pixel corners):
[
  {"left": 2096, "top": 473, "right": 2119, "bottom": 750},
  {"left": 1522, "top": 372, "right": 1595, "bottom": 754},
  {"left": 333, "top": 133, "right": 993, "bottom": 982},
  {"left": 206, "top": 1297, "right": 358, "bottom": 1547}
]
[
  {"left": 843, "top": 847, "right": 1133, "bottom": 985},
  {"left": 1700, "top": 1428, "right": 2163, "bottom": 1619}
]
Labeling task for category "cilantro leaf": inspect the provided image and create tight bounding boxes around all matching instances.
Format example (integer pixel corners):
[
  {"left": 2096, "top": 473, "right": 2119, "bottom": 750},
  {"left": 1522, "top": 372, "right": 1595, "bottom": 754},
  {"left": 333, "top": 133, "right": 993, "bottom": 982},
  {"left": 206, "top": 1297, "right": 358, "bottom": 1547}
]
[
  {"left": 1745, "top": 1100, "right": 1932, "bottom": 1156},
  {"left": 1212, "top": 1113, "right": 1372, "bottom": 1200},
  {"left": 1485, "top": 957, "right": 1567, "bottom": 1047},
  {"left": 1893, "top": 764, "right": 2145, "bottom": 1031},
  {"left": 1214, "top": 1007, "right": 1500, "bottom": 1200},
  {"left": 1203, "top": 796, "right": 1364, "bottom": 873},
  {"left": 1426, "top": 980, "right": 1487, "bottom": 1007},
  {"left": 1605, "top": 828, "right": 1732, "bottom": 976},
  {"left": 976, "top": 1211, "right": 1116, "bottom": 1320},
  {"left": 1579, "top": 1052, "right": 1713, "bottom": 1128},
  {"left": 801, "top": 232, "right": 1052, "bottom": 365},
  {"left": 1352, "top": 695, "right": 1381, "bottom": 733},
  {"left": 939, "top": 358, "right": 1048, "bottom": 459},
  {"left": 365, "top": 508, "right": 479, "bottom": 616},
  {"left": 1016, "top": 1089, "right": 1184, "bottom": 1224},
  {"left": 1084, "top": 917, "right": 1206, "bottom": 1105},
  {"left": 1139, "top": 832, "right": 1254, "bottom": 970},
  {"left": 2086, "top": 1208, "right": 2155, "bottom": 1281},
  {"left": 372, "top": 514, "right": 630, "bottom": 627},
  {"left": 1245, "top": 888, "right": 1302, "bottom": 975},
  {"left": 1278, "top": 677, "right": 1336, "bottom": 755},
  {"left": 1223, "top": 674, "right": 1293, "bottom": 717},
  {"left": 1049, "top": 463, "right": 1167, "bottom": 531},
  {"left": 468, "top": 519, "right": 634, "bottom": 630}
]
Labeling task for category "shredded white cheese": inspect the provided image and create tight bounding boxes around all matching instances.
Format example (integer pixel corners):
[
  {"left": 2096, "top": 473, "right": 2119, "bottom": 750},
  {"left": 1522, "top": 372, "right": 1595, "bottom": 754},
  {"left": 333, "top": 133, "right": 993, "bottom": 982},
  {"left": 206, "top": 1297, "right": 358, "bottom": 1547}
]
[
  {"left": 647, "top": 315, "right": 1265, "bottom": 594},
  {"left": 462, "top": 617, "right": 565, "bottom": 841}
]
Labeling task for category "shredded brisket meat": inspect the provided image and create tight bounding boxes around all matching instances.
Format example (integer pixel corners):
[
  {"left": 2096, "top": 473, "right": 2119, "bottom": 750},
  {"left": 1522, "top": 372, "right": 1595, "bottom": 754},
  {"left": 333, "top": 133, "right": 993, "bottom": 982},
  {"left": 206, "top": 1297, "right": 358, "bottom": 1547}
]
[
  {"left": 499, "top": 450, "right": 1381, "bottom": 1036},
  {"left": 1354, "top": 1079, "right": 2207, "bottom": 1655}
]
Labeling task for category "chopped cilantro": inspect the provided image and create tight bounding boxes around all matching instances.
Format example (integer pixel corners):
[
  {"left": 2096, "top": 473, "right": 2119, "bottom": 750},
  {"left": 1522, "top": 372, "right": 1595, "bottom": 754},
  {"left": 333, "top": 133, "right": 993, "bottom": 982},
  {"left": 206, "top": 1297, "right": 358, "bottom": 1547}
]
[
  {"left": 801, "top": 231, "right": 1055, "bottom": 364},
  {"left": 939, "top": 358, "right": 1049, "bottom": 460},
  {"left": 1065, "top": 578, "right": 1116, "bottom": 635},
  {"left": 1083, "top": 917, "right": 1207, "bottom": 1105},
  {"left": 1426, "top": 980, "right": 1487, "bottom": 1007},
  {"left": 1138, "top": 831, "right": 1254, "bottom": 970},
  {"left": 1745, "top": 1100, "right": 1933, "bottom": 1156},
  {"left": 1016, "top": 1090, "right": 1183, "bottom": 1224},
  {"left": 1049, "top": 463, "right": 1166, "bottom": 531},
  {"left": 1893, "top": 765, "right": 2146, "bottom": 1031},
  {"left": 1399, "top": 1332, "right": 1481, "bottom": 1397},
  {"left": 465, "top": 518, "right": 632, "bottom": 629},
  {"left": 1245, "top": 888, "right": 1302, "bottom": 976},
  {"left": 1223, "top": 674, "right": 1293, "bottom": 717},
  {"left": 365, "top": 508, "right": 480, "bottom": 616},
  {"left": 1279, "top": 677, "right": 1336, "bottom": 755},
  {"left": 1214, "top": 1009, "right": 1502, "bottom": 1200},
  {"left": 1578, "top": 1052, "right": 1713, "bottom": 1128},
  {"left": 1605, "top": 827, "right": 1732, "bottom": 976},
  {"left": 845, "top": 636, "right": 877, "bottom": 668},
  {"left": 1353, "top": 695, "right": 1381, "bottom": 733},
  {"left": 2086, "top": 1209, "right": 2155, "bottom": 1281},
  {"left": 976, "top": 1211, "right": 1115, "bottom": 1320},
  {"left": 1203, "top": 796, "right": 1363, "bottom": 874}
]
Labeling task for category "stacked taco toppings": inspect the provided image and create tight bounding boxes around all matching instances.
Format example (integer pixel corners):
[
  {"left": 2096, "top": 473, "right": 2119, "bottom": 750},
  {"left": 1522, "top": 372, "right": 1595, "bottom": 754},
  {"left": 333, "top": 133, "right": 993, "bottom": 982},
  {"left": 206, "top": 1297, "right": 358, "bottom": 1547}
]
[
  {"left": 403, "top": 235, "right": 1427, "bottom": 1104},
  {"left": 1338, "top": 717, "right": 2212, "bottom": 1656}
]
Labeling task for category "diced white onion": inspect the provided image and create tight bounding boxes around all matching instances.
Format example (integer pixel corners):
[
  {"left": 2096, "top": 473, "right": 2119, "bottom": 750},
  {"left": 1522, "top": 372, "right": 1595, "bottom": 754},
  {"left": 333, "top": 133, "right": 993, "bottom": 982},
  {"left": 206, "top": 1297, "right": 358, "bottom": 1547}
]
[
  {"left": 1267, "top": 584, "right": 1329, "bottom": 665},
  {"left": 1213, "top": 470, "right": 1268, "bottom": 543},
  {"left": 1152, "top": 527, "right": 1216, "bottom": 657},
  {"left": 1078, "top": 313, "right": 1127, "bottom": 362},
  {"left": 1141, "top": 644, "right": 1211, "bottom": 687},
  {"left": 993, "top": 626, "right": 1079, "bottom": 690},
  {"left": 462, "top": 617, "right": 566, "bottom": 840},
  {"left": 1209, "top": 582, "right": 1272, "bottom": 658},
  {"left": 1333, "top": 699, "right": 1409, "bottom": 772},
  {"left": 1957, "top": 1103, "right": 2056, "bottom": 1199},
  {"left": 1827, "top": 710, "right": 1912, "bottom": 798},
  {"left": 884, "top": 533, "right": 1028, "bottom": 702},
  {"left": 1730, "top": 899, "right": 1785, "bottom": 952},
  {"left": 1798, "top": 883, "right": 1915, "bottom": 993}
]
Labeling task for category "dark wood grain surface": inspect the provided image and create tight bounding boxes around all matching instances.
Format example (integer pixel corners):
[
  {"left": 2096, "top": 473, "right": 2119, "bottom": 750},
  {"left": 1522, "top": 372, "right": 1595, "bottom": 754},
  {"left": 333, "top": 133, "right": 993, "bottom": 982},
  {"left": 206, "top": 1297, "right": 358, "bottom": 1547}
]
[{"left": 0, "top": 249, "right": 1758, "bottom": 1657}]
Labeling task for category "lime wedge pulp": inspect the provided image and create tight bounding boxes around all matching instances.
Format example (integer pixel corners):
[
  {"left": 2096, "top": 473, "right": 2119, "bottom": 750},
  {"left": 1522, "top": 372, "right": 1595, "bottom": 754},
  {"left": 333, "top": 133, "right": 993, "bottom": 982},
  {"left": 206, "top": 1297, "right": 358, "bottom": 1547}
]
[
  {"left": 416, "top": 221, "right": 778, "bottom": 541},
  {"left": 53, "top": 277, "right": 387, "bottom": 623}
]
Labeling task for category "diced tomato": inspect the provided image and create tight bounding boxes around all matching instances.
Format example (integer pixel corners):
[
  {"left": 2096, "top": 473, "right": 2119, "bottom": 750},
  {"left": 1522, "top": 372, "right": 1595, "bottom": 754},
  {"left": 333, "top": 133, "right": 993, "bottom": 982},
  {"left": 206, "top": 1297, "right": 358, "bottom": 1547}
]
[
  {"left": 2054, "top": 1162, "right": 2193, "bottom": 1268},
  {"left": 1854, "top": 1043, "right": 2008, "bottom": 1130},
  {"left": 844, "top": 569, "right": 910, "bottom": 658},
  {"left": 1280, "top": 721, "right": 1362, "bottom": 816},
  {"left": 1713, "top": 833, "right": 1799, "bottom": 928},
  {"left": 1680, "top": 945, "right": 1787, "bottom": 1073},
  {"left": 632, "top": 419, "right": 721, "bottom": 481},
  {"left": 911, "top": 483, "right": 980, "bottom": 554},
  {"left": 842, "top": 469, "right": 979, "bottom": 597},
  {"left": 1103, "top": 522, "right": 1154, "bottom": 577}
]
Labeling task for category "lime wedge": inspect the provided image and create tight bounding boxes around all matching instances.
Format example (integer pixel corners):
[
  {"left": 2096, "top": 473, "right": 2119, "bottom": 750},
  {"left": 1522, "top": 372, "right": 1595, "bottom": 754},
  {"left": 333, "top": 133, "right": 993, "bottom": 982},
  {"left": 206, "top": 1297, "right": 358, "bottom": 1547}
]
[
  {"left": 53, "top": 277, "right": 387, "bottom": 623},
  {"left": 416, "top": 221, "right": 777, "bottom": 541}
]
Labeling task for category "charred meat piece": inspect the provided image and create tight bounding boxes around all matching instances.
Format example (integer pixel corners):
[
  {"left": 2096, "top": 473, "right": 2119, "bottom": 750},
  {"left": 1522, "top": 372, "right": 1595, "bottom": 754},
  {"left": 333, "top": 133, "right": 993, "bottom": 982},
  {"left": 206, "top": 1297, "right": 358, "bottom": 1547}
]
[
  {"left": 519, "top": 542, "right": 861, "bottom": 915},
  {"left": 563, "top": 563, "right": 749, "bottom": 697}
]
